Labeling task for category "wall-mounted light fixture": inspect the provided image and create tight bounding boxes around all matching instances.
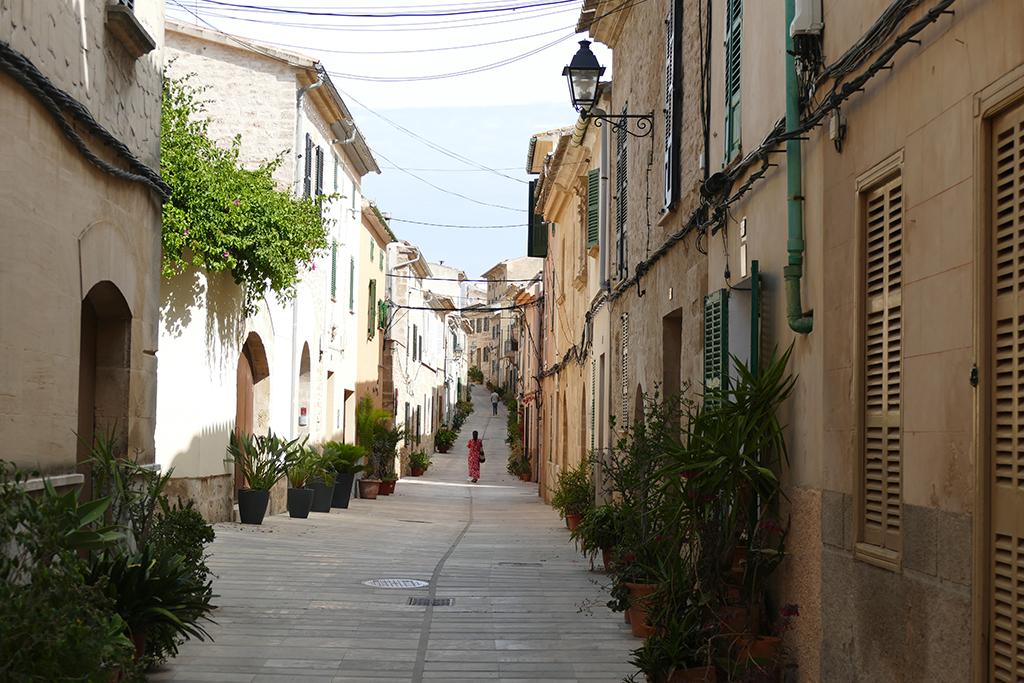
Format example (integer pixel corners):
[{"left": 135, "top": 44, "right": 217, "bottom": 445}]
[{"left": 563, "top": 40, "right": 653, "bottom": 138}]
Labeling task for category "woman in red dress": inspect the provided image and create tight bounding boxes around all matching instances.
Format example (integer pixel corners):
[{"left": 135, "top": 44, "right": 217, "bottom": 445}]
[{"left": 467, "top": 430, "right": 482, "bottom": 483}]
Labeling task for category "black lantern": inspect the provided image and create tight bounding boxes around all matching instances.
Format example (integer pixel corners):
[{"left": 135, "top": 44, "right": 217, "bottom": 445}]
[{"left": 563, "top": 40, "right": 605, "bottom": 113}]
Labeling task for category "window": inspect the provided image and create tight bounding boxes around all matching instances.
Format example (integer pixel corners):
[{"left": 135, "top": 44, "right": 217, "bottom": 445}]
[
  {"left": 587, "top": 168, "right": 600, "bottom": 248},
  {"left": 484, "top": 318, "right": 489, "bottom": 332},
  {"left": 527, "top": 180, "right": 548, "bottom": 257},
  {"left": 404, "top": 403, "right": 411, "bottom": 446},
  {"left": 856, "top": 153, "right": 903, "bottom": 570},
  {"left": 703, "top": 289, "right": 729, "bottom": 393},
  {"left": 303, "top": 134, "right": 313, "bottom": 197},
  {"left": 724, "top": 0, "right": 743, "bottom": 162},
  {"left": 331, "top": 241, "right": 337, "bottom": 300},
  {"left": 379, "top": 251, "right": 384, "bottom": 271},
  {"left": 413, "top": 324, "right": 419, "bottom": 360},
  {"left": 664, "top": 0, "right": 682, "bottom": 209},
  {"left": 349, "top": 257, "right": 355, "bottom": 312},
  {"left": 368, "top": 279, "right": 377, "bottom": 338},
  {"left": 615, "top": 103, "right": 629, "bottom": 280},
  {"left": 370, "top": 240, "right": 375, "bottom": 263}
]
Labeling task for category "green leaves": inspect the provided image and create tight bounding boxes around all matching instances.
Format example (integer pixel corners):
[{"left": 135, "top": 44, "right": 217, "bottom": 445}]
[{"left": 161, "top": 74, "right": 330, "bottom": 316}]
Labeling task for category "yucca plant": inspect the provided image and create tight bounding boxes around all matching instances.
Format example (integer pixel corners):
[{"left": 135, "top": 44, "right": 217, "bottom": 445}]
[{"left": 225, "top": 430, "right": 292, "bottom": 491}]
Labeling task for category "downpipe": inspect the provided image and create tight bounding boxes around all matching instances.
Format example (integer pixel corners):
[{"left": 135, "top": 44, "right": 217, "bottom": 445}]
[{"left": 785, "top": 0, "right": 813, "bottom": 334}]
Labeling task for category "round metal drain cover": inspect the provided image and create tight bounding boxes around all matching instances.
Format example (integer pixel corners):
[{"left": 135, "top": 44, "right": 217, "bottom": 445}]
[{"left": 362, "top": 578, "right": 429, "bottom": 589}]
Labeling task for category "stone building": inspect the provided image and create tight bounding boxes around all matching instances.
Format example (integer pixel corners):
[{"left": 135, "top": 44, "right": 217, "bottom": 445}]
[
  {"left": 158, "top": 21, "right": 379, "bottom": 521},
  {"left": 0, "top": 0, "right": 165, "bottom": 487},
  {"left": 531, "top": 0, "right": 1024, "bottom": 679}
]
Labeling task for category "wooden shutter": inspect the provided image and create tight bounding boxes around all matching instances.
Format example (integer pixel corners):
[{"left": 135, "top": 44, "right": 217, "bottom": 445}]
[
  {"left": 587, "top": 169, "right": 600, "bottom": 248},
  {"left": 990, "top": 102, "right": 1024, "bottom": 682},
  {"left": 862, "top": 174, "right": 903, "bottom": 551},
  {"left": 333, "top": 154, "right": 339, "bottom": 192},
  {"left": 591, "top": 359, "right": 596, "bottom": 450},
  {"left": 315, "top": 146, "right": 324, "bottom": 197},
  {"left": 378, "top": 301, "right": 387, "bottom": 330},
  {"left": 621, "top": 313, "right": 629, "bottom": 423},
  {"left": 413, "top": 324, "right": 419, "bottom": 360},
  {"left": 664, "top": 0, "right": 682, "bottom": 210},
  {"left": 703, "top": 288, "right": 729, "bottom": 393},
  {"left": 331, "top": 241, "right": 338, "bottom": 300},
  {"left": 615, "top": 105, "right": 629, "bottom": 280},
  {"left": 528, "top": 180, "right": 548, "bottom": 257},
  {"left": 303, "top": 133, "right": 313, "bottom": 197},
  {"left": 349, "top": 257, "right": 355, "bottom": 312},
  {"left": 368, "top": 279, "right": 376, "bottom": 338},
  {"left": 724, "top": 0, "right": 742, "bottom": 162}
]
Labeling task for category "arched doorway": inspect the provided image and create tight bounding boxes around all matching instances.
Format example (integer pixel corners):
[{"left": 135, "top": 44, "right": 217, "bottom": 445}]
[
  {"left": 235, "top": 332, "right": 269, "bottom": 500},
  {"left": 77, "top": 281, "right": 131, "bottom": 494},
  {"left": 298, "top": 342, "right": 311, "bottom": 437}
]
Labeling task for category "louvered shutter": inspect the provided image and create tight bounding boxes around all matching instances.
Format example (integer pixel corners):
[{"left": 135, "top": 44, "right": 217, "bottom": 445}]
[
  {"left": 703, "top": 289, "right": 729, "bottom": 393},
  {"left": 368, "top": 279, "right": 376, "bottom": 338},
  {"left": 349, "top": 257, "right": 355, "bottom": 312},
  {"left": 378, "top": 301, "right": 388, "bottom": 330},
  {"left": 303, "top": 134, "right": 313, "bottom": 197},
  {"left": 315, "top": 146, "right": 324, "bottom": 197},
  {"left": 528, "top": 180, "right": 548, "bottom": 257},
  {"left": 331, "top": 241, "right": 338, "bottom": 300},
  {"left": 587, "top": 169, "right": 600, "bottom": 247},
  {"left": 591, "top": 359, "right": 596, "bottom": 450},
  {"left": 621, "top": 313, "right": 629, "bottom": 423},
  {"left": 333, "top": 155, "right": 339, "bottom": 192},
  {"left": 664, "top": 0, "right": 682, "bottom": 210},
  {"left": 862, "top": 175, "right": 903, "bottom": 551},
  {"left": 724, "top": 0, "right": 742, "bottom": 162},
  {"left": 615, "top": 105, "right": 629, "bottom": 280},
  {"left": 413, "top": 324, "right": 419, "bottom": 361},
  {"left": 990, "top": 103, "right": 1024, "bottom": 682}
]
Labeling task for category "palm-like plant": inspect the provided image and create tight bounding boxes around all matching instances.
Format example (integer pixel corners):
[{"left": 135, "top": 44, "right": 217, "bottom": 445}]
[
  {"left": 225, "top": 430, "right": 293, "bottom": 491},
  {"left": 321, "top": 442, "right": 369, "bottom": 475}
]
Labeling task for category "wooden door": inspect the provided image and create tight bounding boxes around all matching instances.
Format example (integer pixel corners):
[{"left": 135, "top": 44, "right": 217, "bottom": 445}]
[
  {"left": 235, "top": 348, "right": 254, "bottom": 500},
  {"left": 990, "top": 101, "right": 1024, "bottom": 682}
]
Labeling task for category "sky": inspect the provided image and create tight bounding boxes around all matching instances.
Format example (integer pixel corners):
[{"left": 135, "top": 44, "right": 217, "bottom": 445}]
[{"left": 164, "top": 0, "right": 615, "bottom": 280}]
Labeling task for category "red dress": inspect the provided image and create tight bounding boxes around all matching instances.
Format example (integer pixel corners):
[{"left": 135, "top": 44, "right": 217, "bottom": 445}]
[{"left": 467, "top": 438, "right": 481, "bottom": 479}]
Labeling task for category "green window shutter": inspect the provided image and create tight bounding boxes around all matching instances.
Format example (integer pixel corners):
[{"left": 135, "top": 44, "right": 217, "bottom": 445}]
[
  {"left": 587, "top": 168, "right": 600, "bottom": 248},
  {"left": 413, "top": 324, "right": 418, "bottom": 360},
  {"left": 315, "top": 146, "right": 324, "bottom": 197},
  {"left": 703, "top": 289, "right": 730, "bottom": 394},
  {"left": 379, "top": 251, "right": 384, "bottom": 271},
  {"left": 527, "top": 180, "right": 548, "bottom": 257},
  {"left": 368, "top": 279, "right": 376, "bottom": 338},
  {"left": 331, "top": 241, "right": 338, "bottom": 300},
  {"left": 378, "top": 300, "right": 387, "bottom": 329},
  {"left": 724, "top": 0, "right": 743, "bottom": 162},
  {"left": 349, "top": 257, "right": 355, "bottom": 312},
  {"left": 664, "top": 0, "right": 682, "bottom": 210},
  {"left": 333, "top": 155, "right": 339, "bottom": 193},
  {"left": 370, "top": 240, "right": 375, "bottom": 263},
  {"left": 303, "top": 133, "right": 313, "bottom": 197},
  {"left": 615, "top": 103, "right": 629, "bottom": 280}
]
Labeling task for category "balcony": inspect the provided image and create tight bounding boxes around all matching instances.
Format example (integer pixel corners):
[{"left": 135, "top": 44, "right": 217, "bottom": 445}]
[{"left": 504, "top": 339, "right": 518, "bottom": 357}]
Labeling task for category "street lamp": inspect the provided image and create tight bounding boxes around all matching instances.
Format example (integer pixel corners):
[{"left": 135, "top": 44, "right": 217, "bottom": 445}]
[{"left": 562, "top": 40, "right": 653, "bottom": 138}]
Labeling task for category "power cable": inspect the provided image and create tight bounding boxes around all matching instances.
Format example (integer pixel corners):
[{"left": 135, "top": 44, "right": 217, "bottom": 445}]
[{"left": 191, "top": 0, "right": 580, "bottom": 19}]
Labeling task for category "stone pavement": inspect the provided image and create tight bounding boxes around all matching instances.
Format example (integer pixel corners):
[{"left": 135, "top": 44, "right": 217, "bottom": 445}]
[{"left": 151, "top": 389, "right": 638, "bottom": 683}]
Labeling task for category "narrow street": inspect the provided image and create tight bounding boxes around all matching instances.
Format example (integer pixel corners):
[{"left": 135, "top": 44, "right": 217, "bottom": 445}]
[{"left": 151, "top": 390, "right": 636, "bottom": 683}]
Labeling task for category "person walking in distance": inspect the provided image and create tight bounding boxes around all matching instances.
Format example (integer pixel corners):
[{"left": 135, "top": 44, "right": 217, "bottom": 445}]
[
  {"left": 467, "top": 430, "right": 482, "bottom": 483},
  {"left": 490, "top": 390, "right": 500, "bottom": 415}
]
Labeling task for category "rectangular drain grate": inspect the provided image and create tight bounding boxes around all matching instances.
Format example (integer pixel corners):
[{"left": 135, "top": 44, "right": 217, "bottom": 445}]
[
  {"left": 408, "top": 597, "right": 453, "bottom": 606},
  {"left": 498, "top": 562, "right": 543, "bottom": 568}
]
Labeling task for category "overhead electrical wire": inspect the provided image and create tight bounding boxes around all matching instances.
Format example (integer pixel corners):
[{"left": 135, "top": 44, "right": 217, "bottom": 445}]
[
  {"left": 372, "top": 149, "right": 525, "bottom": 211},
  {"left": 189, "top": 0, "right": 580, "bottom": 19},
  {"left": 386, "top": 217, "right": 525, "bottom": 229}
]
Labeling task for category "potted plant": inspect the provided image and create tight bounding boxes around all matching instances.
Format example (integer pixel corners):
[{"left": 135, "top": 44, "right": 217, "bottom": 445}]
[
  {"left": 507, "top": 443, "right": 532, "bottom": 481},
  {"left": 322, "top": 441, "right": 369, "bottom": 508},
  {"left": 225, "top": 430, "right": 290, "bottom": 524},
  {"left": 282, "top": 442, "right": 315, "bottom": 519},
  {"left": 570, "top": 501, "right": 623, "bottom": 568},
  {"left": 355, "top": 394, "right": 391, "bottom": 499},
  {"left": 549, "top": 458, "right": 593, "bottom": 531},
  {"left": 627, "top": 604, "right": 717, "bottom": 683},
  {"left": 409, "top": 450, "right": 432, "bottom": 476},
  {"left": 303, "top": 444, "right": 338, "bottom": 513},
  {"left": 433, "top": 425, "right": 457, "bottom": 453},
  {"left": 372, "top": 423, "right": 407, "bottom": 495}
]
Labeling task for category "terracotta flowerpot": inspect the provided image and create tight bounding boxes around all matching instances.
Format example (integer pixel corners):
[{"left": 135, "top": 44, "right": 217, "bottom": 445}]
[
  {"left": 379, "top": 479, "right": 396, "bottom": 495},
  {"left": 566, "top": 514, "right": 582, "bottom": 531},
  {"left": 736, "top": 635, "right": 781, "bottom": 683},
  {"left": 520, "top": 472, "right": 532, "bottom": 481},
  {"left": 663, "top": 667, "right": 717, "bottom": 683},
  {"left": 438, "top": 446, "right": 450, "bottom": 453},
  {"left": 411, "top": 467, "right": 426, "bottom": 477},
  {"left": 718, "top": 605, "right": 760, "bottom": 635},
  {"left": 358, "top": 479, "right": 380, "bottom": 499},
  {"left": 625, "top": 582, "right": 658, "bottom": 638},
  {"left": 732, "top": 546, "right": 748, "bottom": 573},
  {"left": 130, "top": 633, "right": 146, "bottom": 662},
  {"left": 601, "top": 547, "right": 616, "bottom": 571}
]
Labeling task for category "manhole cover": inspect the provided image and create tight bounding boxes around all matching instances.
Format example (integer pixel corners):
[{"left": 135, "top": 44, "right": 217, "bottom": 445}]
[
  {"left": 362, "top": 578, "right": 429, "bottom": 589},
  {"left": 497, "top": 562, "right": 542, "bottom": 568},
  {"left": 408, "top": 597, "right": 453, "bottom": 606}
]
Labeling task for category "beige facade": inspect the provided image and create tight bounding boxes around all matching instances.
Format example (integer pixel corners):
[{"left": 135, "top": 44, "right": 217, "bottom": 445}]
[
  {"left": 0, "top": 0, "right": 165, "bottom": 482},
  {"left": 533, "top": 0, "right": 1024, "bottom": 680}
]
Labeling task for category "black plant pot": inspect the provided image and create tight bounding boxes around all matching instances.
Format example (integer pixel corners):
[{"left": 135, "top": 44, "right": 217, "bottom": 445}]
[
  {"left": 287, "top": 487, "right": 315, "bottom": 518},
  {"left": 331, "top": 472, "right": 356, "bottom": 508},
  {"left": 238, "top": 489, "right": 270, "bottom": 525},
  {"left": 309, "top": 476, "right": 334, "bottom": 513}
]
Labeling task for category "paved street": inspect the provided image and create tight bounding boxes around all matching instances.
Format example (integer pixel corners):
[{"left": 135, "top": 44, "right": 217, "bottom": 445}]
[{"left": 151, "top": 391, "right": 636, "bottom": 683}]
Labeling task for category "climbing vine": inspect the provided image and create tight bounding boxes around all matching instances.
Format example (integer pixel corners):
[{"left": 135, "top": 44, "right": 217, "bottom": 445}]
[{"left": 160, "top": 74, "right": 330, "bottom": 315}]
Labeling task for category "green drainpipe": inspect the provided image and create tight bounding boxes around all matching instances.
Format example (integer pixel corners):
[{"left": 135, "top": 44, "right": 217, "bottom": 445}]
[{"left": 785, "top": 0, "right": 813, "bottom": 334}]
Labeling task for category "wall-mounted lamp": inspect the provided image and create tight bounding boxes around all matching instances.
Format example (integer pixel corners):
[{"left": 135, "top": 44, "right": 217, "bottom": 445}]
[{"left": 563, "top": 40, "right": 653, "bottom": 138}]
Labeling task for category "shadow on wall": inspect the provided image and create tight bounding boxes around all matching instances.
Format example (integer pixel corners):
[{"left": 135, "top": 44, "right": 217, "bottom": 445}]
[
  {"left": 160, "top": 265, "right": 246, "bottom": 378},
  {"left": 164, "top": 417, "right": 235, "bottom": 480}
]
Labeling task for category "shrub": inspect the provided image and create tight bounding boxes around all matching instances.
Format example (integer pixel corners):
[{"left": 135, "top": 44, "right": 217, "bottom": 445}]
[
  {"left": 409, "top": 451, "right": 432, "bottom": 469},
  {"left": 550, "top": 458, "right": 593, "bottom": 518},
  {"left": 434, "top": 426, "right": 458, "bottom": 451}
]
